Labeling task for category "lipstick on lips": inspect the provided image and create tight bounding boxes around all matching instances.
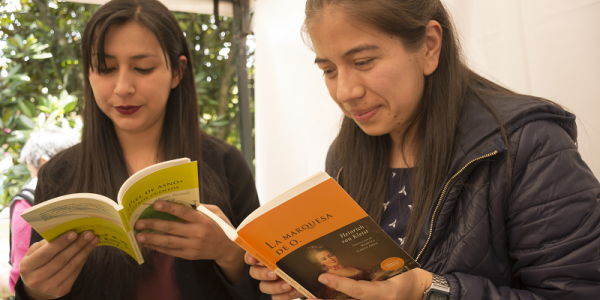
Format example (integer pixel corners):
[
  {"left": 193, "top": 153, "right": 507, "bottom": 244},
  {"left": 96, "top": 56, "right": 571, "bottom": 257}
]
[{"left": 115, "top": 105, "right": 141, "bottom": 115}]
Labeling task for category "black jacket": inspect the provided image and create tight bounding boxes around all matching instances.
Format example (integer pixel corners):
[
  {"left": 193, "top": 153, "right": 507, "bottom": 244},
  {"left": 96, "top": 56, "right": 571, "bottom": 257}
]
[
  {"left": 15, "top": 135, "right": 266, "bottom": 300},
  {"left": 332, "top": 92, "right": 600, "bottom": 299}
]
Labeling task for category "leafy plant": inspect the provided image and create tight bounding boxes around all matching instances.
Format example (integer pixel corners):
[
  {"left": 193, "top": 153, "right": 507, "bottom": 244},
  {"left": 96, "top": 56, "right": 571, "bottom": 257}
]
[{"left": 0, "top": 0, "right": 253, "bottom": 207}]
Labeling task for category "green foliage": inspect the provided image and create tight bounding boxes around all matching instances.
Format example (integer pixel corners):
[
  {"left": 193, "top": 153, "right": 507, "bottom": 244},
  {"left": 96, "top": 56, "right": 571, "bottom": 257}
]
[
  {"left": 0, "top": 0, "right": 253, "bottom": 207},
  {"left": 176, "top": 12, "right": 255, "bottom": 146}
]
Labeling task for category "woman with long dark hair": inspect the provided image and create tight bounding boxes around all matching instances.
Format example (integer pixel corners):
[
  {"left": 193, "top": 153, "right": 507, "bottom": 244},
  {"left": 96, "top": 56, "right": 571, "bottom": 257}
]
[
  {"left": 247, "top": 0, "right": 600, "bottom": 299},
  {"left": 14, "top": 0, "right": 263, "bottom": 299}
]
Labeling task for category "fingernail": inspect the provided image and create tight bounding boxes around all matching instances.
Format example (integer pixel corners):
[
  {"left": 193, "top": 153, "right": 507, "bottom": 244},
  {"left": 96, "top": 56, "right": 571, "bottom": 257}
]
[
  {"left": 83, "top": 232, "right": 93, "bottom": 241},
  {"left": 91, "top": 237, "right": 100, "bottom": 246},
  {"left": 136, "top": 222, "right": 146, "bottom": 229},
  {"left": 137, "top": 235, "right": 146, "bottom": 242},
  {"left": 281, "top": 283, "right": 291, "bottom": 291},
  {"left": 67, "top": 232, "right": 77, "bottom": 241},
  {"left": 155, "top": 203, "right": 163, "bottom": 210},
  {"left": 318, "top": 276, "right": 329, "bottom": 285},
  {"left": 268, "top": 271, "right": 276, "bottom": 279}
]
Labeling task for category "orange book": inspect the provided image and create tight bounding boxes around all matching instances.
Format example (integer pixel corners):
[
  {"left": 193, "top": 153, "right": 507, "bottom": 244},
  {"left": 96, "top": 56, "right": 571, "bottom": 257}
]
[{"left": 198, "top": 171, "right": 419, "bottom": 299}]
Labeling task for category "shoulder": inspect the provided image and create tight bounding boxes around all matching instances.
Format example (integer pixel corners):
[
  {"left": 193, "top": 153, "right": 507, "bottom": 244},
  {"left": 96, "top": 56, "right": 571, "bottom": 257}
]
[
  {"left": 507, "top": 118, "right": 599, "bottom": 219},
  {"left": 202, "top": 133, "right": 241, "bottom": 158},
  {"left": 461, "top": 90, "right": 575, "bottom": 136},
  {"left": 201, "top": 133, "right": 250, "bottom": 177}
]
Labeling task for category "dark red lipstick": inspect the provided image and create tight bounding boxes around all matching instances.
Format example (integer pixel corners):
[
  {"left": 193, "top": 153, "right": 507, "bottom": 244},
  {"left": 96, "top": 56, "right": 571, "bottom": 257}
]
[{"left": 115, "top": 106, "right": 141, "bottom": 115}]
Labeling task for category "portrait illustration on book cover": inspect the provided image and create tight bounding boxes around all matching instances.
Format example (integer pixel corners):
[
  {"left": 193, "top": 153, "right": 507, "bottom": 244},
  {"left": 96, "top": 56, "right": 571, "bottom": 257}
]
[{"left": 276, "top": 217, "right": 417, "bottom": 299}]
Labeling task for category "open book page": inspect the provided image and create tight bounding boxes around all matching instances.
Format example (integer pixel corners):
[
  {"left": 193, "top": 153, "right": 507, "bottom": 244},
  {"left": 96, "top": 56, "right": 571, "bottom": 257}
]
[
  {"left": 117, "top": 159, "right": 200, "bottom": 232},
  {"left": 20, "top": 194, "right": 142, "bottom": 263}
]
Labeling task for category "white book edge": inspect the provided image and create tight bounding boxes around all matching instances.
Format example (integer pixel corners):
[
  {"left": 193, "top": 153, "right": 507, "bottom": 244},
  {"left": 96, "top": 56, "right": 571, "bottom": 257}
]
[
  {"left": 22, "top": 193, "right": 123, "bottom": 214},
  {"left": 197, "top": 205, "right": 238, "bottom": 241},
  {"left": 237, "top": 171, "right": 330, "bottom": 230}
]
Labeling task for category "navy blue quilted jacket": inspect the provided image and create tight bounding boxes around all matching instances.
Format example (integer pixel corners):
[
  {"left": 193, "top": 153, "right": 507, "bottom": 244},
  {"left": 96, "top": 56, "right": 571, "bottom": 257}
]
[{"left": 332, "top": 92, "right": 600, "bottom": 299}]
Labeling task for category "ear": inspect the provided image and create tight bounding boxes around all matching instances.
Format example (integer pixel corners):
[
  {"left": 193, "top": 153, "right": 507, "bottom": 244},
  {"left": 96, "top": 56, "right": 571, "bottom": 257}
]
[
  {"left": 39, "top": 155, "right": 50, "bottom": 166},
  {"left": 171, "top": 55, "right": 188, "bottom": 89},
  {"left": 422, "top": 20, "right": 443, "bottom": 76}
]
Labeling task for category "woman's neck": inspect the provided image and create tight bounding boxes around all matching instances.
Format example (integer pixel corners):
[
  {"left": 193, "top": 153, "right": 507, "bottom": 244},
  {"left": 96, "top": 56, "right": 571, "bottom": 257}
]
[
  {"left": 389, "top": 124, "right": 418, "bottom": 169},
  {"left": 115, "top": 126, "right": 163, "bottom": 175}
]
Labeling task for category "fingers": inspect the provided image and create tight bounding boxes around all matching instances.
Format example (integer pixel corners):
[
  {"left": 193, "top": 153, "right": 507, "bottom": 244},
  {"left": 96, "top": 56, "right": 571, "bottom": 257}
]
[
  {"left": 202, "top": 204, "right": 234, "bottom": 226},
  {"left": 135, "top": 231, "right": 188, "bottom": 249},
  {"left": 23, "top": 231, "right": 77, "bottom": 270},
  {"left": 151, "top": 201, "right": 200, "bottom": 223},
  {"left": 258, "top": 280, "right": 303, "bottom": 300},
  {"left": 135, "top": 217, "right": 189, "bottom": 236},
  {"left": 248, "top": 263, "right": 277, "bottom": 281},
  {"left": 21, "top": 231, "right": 99, "bottom": 299},
  {"left": 246, "top": 259, "right": 301, "bottom": 299},
  {"left": 318, "top": 274, "right": 382, "bottom": 300},
  {"left": 52, "top": 233, "right": 99, "bottom": 287},
  {"left": 244, "top": 252, "right": 264, "bottom": 266},
  {"left": 41, "top": 232, "right": 97, "bottom": 278}
]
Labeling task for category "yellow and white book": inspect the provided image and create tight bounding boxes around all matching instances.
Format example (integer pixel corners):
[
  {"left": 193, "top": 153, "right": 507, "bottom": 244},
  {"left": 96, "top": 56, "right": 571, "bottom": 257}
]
[{"left": 21, "top": 158, "right": 199, "bottom": 264}]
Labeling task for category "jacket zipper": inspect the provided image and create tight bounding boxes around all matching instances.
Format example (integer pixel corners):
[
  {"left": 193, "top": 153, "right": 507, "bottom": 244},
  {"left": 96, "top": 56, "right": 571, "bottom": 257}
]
[{"left": 415, "top": 150, "right": 499, "bottom": 262}]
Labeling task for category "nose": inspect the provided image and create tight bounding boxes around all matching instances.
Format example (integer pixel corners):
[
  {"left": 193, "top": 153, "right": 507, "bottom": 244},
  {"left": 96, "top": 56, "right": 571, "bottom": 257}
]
[
  {"left": 336, "top": 69, "right": 365, "bottom": 103},
  {"left": 114, "top": 69, "right": 135, "bottom": 97}
]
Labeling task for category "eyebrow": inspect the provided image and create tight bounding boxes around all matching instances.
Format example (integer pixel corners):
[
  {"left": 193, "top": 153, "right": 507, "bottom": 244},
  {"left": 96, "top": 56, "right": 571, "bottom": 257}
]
[
  {"left": 104, "top": 54, "right": 158, "bottom": 60},
  {"left": 314, "top": 44, "right": 380, "bottom": 64}
]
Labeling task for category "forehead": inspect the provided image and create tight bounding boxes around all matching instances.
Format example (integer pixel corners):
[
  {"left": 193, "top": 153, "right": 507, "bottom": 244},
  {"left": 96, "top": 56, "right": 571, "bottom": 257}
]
[
  {"left": 308, "top": 11, "right": 389, "bottom": 58},
  {"left": 100, "top": 21, "right": 163, "bottom": 56},
  {"left": 315, "top": 250, "right": 332, "bottom": 257}
]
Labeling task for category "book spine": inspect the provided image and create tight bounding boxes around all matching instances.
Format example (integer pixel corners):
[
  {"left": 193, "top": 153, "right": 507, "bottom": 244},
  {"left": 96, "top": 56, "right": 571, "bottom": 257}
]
[
  {"left": 127, "top": 231, "right": 144, "bottom": 264},
  {"left": 274, "top": 268, "right": 316, "bottom": 299},
  {"left": 119, "top": 209, "right": 131, "bottom": 232},
  {"left": 235, "top": 237, "right": 277, "bottom": 271}
]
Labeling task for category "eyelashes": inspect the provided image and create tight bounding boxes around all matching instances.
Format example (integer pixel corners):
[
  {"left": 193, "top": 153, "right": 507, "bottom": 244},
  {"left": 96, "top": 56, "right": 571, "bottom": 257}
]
[
  {"left": 320, "top": 58, "right": 376, "bottom": 78},
  {"left": 94, "top": 67, "right": 155, "bottom": 75},
  {"left": 136, "top": 67, "right": 154, "bottom": 74},
  {"left": 355, "top": 59, "right": 374, "bottom": 68}
]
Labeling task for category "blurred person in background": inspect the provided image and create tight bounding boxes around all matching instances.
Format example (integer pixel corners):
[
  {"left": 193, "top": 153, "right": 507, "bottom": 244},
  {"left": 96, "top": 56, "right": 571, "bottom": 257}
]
[{"left": 0, "top": 126, "right": 78, "bottom": 298}]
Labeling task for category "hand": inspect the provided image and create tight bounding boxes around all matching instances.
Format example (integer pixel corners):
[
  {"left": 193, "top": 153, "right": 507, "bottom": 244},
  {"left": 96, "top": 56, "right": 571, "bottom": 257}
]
[
  {"left": 19, "top": 231, "right": 99, "bottom": 300},
  {"left": 307, "top": 268, "right": 432, "bottom": 300},
  {"left": 134, "top": 202, "right": 245, "bottom": 283},
  {"left": 245, "top": 252, "right": 303, "bottom": 300}
]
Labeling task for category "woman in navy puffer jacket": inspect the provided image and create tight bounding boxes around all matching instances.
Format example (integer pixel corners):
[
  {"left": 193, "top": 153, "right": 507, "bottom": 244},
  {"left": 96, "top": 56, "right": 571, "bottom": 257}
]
[{"left": 247, "top": 0, "right": 600, "bottom": 299}]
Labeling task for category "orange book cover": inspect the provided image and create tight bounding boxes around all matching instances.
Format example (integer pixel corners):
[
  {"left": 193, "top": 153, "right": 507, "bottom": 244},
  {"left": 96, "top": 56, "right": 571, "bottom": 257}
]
[{"left": 198, "top": 172, "right": 419, "bottom": 299}]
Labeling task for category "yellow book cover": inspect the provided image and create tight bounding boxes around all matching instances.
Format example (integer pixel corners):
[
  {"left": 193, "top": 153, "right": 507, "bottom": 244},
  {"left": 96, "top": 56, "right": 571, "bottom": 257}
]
[
  {"left": 198, "top": 171, "right": 419, "bottom": 299},
  {"left": 21, "top": 158, "right": 200, "bottom": 265}
]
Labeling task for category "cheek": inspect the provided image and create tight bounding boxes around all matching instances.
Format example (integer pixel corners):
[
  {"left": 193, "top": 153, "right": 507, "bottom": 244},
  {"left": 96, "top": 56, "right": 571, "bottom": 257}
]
[
  {"left": 142, "top": 74, "right": 174, "bottom": 102},
  {"left": 89, "top": 76, "right": 110, "bottom": 102}
]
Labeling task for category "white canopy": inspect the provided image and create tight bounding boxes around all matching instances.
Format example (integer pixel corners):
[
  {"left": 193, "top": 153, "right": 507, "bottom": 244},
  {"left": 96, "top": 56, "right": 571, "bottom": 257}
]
[{"left": 66, "top": 0, "right": 235, "bottom": 16}]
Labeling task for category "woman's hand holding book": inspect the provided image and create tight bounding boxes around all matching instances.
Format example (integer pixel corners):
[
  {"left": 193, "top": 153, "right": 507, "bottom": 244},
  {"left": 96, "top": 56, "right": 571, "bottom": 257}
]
[
  {"left": 134, "top": 201, "right": 246, "bottom": 284},
  {"left": 19, "top": 231, "right": 99, "bottom": 300},
  {"left": 245, "top": 253, "right": 303, "bottom": 300}
]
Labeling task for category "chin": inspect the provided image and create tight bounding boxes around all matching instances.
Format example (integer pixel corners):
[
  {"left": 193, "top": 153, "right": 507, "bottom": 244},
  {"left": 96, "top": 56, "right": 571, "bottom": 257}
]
[{"left": 356, "top": 124, "right": 390, "bottom": 137}]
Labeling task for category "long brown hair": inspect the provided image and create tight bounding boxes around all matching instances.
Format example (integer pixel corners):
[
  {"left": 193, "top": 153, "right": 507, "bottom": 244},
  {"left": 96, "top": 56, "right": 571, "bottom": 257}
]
[
  {"left": 304, "top": 0, "right": 514, "bottom": 257},
  {"left": 35, "top": 0, "right": 229, "bottom": 299}
]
